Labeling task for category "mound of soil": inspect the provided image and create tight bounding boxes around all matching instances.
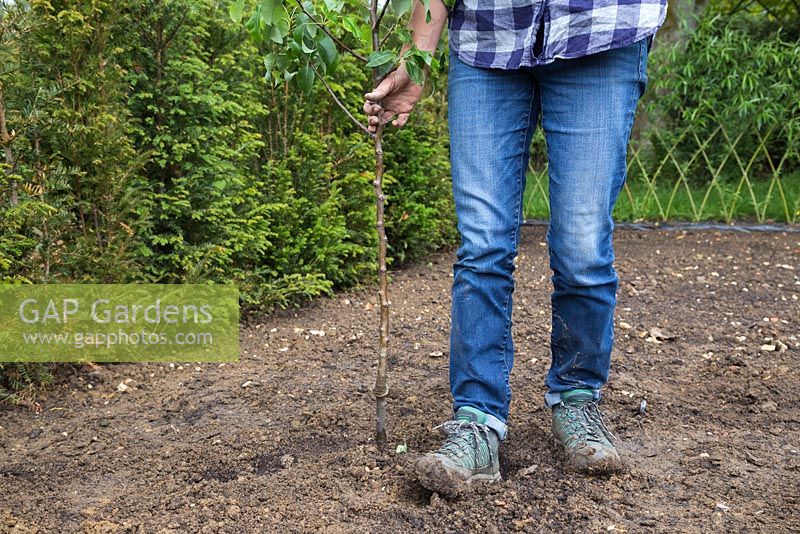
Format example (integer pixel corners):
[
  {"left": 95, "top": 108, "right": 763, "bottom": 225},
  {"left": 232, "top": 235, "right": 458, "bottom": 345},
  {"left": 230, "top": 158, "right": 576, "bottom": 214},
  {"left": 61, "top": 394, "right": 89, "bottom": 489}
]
[{"left": 1, "top": 227, "right": 798, "bottom": 533}]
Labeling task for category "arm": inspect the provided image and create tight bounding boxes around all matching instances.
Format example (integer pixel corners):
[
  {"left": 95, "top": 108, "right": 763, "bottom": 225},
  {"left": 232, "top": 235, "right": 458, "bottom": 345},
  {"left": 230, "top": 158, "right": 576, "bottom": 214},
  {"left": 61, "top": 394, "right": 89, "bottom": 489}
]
[{"left": 363, "top": 0, "right": 449, "bottom": 131}]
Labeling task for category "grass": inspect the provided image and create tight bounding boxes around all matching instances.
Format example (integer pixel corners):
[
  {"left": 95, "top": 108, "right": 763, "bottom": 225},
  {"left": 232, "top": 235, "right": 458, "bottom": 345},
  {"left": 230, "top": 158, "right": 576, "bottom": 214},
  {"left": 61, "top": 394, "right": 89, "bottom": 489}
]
[{"left": 523, "top": 168, "right": 800, "bottom": 224}]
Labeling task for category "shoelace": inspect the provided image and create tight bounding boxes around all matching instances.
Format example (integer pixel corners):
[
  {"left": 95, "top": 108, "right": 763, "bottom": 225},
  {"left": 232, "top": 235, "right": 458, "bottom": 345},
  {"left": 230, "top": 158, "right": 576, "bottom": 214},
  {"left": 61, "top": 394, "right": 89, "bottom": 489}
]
[
  {"left": 433, "top": 419, "right": 495, "bottom": 465},
  {"left": 562, "top": 401, "right": 617, "bottom": 445}
]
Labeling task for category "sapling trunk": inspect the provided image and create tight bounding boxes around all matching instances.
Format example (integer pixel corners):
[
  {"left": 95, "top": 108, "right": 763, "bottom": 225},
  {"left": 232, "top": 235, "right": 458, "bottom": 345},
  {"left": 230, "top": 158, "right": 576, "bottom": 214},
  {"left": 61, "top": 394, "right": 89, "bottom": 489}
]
[
  {"left": 369, "top": 0, "right": 390, "bottom": 448},
  {"left": 234, "top": 0, "right": 433, "bottom": 447},
  {"left": 371, "top": 125, "right": 389, "bottom": 446}
]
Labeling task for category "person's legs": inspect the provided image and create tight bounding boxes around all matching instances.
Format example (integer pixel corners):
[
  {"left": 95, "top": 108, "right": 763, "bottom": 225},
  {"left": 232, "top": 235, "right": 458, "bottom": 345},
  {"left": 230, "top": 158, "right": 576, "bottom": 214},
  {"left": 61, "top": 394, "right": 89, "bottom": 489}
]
[
  {"left": 447, "top": 47, "right": 539, "bottom": 441},
  {"left": 413, "top": 48, "right": 539, "bottom": 495},
  {"left": 534, "top": 38, "right": 650, "bottom": 471},
  {"left": 536, "top": 38, "right": 650, "bottom": 405}
]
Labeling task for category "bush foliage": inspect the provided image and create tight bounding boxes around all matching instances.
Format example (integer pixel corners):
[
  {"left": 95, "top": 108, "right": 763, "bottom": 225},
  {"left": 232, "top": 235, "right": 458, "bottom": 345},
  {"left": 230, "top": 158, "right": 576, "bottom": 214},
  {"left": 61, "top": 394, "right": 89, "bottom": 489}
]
[
  {"left": 0, "top": 0, "right": 455, "bottom": 302},
  {"left": 644, "top": 9, "right": 800, "bottom": 185},
  {"left": 0, "top": 0, "right": 454, "bottom": 397}
]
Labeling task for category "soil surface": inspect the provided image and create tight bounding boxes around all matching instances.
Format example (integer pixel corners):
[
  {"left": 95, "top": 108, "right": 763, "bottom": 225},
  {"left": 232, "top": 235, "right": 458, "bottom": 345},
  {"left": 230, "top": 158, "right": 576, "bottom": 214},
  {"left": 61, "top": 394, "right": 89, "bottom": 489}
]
[{"left": 1, "top": 227, "right": 799, "bottom": 533}]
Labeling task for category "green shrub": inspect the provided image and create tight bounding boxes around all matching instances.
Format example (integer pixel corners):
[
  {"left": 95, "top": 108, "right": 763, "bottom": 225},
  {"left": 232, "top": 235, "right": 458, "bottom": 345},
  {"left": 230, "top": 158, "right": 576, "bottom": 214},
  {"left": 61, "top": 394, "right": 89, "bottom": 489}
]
[
  {"left": 0, "top": 1, "right": 457, "bottom": 398},
  {"left": 1, "top": 0, "right": 456, "bottom": 311},
  {"left": 644, "top": 12, "right": 800, "bottom": 185},
  {"left": 0, "top": 363, "right": 53, "bottom": 404},
  {"left": 383, "top": 106, "right": 456, "bottom": 265}
]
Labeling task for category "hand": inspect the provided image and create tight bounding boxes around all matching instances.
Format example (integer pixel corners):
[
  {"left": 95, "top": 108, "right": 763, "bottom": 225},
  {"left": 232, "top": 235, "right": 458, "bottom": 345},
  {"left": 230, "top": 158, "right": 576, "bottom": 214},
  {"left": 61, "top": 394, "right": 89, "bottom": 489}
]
[{"left": 363, "top": 62, "right": 425, "bottom": 132}]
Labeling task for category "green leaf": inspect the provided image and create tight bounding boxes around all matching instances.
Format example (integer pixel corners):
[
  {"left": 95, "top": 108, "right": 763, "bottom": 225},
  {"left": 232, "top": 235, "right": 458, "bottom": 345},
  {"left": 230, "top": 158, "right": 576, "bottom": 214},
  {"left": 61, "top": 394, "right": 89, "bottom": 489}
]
[
  {"left": 359, "top": 24, "right": 372, "bottom": 47},
  {"left": 229, "top": 0, "right": 246, "bottom": 23},
  {"left": 303, "top": 15, "right": 317, "bottom": 38},
  {"left": 246, "top": 7, "right": 261, "bottom": 41},
  {"left": 418, "top": 50, "right": 433, "bottom": 66},
  {"left": 301, "top": 39, "right": 316, "bottom": 54},
  {"left": 406, "top": 59, "right": 424, "bottom": 86},
  {"left": 376, "top": 61, "right": 395, "bottom": 80},
  {"left": 260, "top": 0, "right": 281, "bottom": 25},
  {"left": 292, "top": 17, "right": 305, "bottom": 42},
  {"left": 365, "top": 50, "right": 394, "bottom": 68},
  {"left": 397, "top": 28, "right": 412, "bottom": 45},
  {"left": 323, "top": 0, "right": 343, "bottom": 11},
  {"left": 318, "top": 34, "right": 338, "bottom": 74},
  {"left": 342, "top": 15, "right": 361, "bottom": 39},
  {"left": 263, "top": 53, "right": 278, "bottom": 81},
  {"left": 268, "top": 5, "right": 290, "bottom": 44},
  {"left": 391, "top": 0, "right": 414, "bottom": 17},
  {"left": 298, "top": 62, "right": 315, "bottom": 94}
]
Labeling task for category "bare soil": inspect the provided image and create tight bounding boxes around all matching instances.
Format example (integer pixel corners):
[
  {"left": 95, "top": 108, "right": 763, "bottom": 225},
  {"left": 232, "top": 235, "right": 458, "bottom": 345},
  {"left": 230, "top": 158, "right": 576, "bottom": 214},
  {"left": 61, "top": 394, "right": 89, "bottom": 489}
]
[{"left": 1, "top": 227, "right": 799, "bottom": 533}]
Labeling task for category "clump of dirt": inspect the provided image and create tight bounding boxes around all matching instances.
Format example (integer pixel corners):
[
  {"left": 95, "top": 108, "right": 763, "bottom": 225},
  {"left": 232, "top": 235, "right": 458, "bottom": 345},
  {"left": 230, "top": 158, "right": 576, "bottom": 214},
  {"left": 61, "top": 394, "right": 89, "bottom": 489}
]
[{"left": 1, "top": 228, "right": 798, "bottom": 533}]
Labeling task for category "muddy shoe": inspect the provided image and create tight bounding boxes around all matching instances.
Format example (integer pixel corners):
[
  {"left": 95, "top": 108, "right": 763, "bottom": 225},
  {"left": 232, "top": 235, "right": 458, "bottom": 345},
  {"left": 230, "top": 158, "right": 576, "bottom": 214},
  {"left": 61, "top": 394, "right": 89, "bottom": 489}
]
[
  {"left": 551, "top": 389, "right": 622, "bottom": 474},
  {"left": 413, "top": 406, "right": 500, "bottom": 497}
]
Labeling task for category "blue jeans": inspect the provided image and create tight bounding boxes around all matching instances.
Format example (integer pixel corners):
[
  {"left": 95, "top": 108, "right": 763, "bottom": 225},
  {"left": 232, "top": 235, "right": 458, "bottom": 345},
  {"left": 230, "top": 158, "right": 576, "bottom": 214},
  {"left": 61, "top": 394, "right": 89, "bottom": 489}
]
[{"left": 448, "top": 38, "right": 651, "bottom": 440}]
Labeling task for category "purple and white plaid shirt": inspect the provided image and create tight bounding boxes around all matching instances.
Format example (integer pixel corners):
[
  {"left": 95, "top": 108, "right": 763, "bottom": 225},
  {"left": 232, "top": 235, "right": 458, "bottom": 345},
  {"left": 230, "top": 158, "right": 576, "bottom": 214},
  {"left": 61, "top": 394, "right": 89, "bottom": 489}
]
[{"left": 447, "top": 0, "right": 668, "bottom": 69}]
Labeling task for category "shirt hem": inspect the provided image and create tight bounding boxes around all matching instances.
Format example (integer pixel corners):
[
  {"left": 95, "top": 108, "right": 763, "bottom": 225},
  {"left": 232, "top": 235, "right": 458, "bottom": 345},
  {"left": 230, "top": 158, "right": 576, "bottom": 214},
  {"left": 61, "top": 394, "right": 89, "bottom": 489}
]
[{"left": 449, "top": 11, "right": 666, "bottom": 71}]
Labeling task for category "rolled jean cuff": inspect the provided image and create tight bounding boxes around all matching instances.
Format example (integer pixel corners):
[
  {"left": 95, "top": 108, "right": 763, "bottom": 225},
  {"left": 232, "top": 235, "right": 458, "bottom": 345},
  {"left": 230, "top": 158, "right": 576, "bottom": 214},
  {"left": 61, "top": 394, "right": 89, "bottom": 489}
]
[
  {"left": 483, "top": 412, "right": 508, "bottom": 441},
  {"left": 544, "top": 388, "right": 601, "bottom": 409},
  {"left": 454, "top": 406, "right": 508, "bottom": 441}
]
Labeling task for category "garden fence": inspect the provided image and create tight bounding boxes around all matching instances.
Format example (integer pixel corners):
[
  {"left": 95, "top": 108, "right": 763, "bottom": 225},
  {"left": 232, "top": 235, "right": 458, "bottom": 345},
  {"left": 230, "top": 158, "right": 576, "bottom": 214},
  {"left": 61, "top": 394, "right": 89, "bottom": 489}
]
[{"left": 523, "top": 112, "right": 800, "bottom": 224}]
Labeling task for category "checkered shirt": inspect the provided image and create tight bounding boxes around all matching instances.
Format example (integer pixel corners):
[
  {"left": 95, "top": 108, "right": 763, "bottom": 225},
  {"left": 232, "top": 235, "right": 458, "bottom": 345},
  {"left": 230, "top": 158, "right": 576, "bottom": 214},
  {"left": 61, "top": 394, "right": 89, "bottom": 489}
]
[{"left": 447, "top": 0, "right": 668, "bottom": 69}]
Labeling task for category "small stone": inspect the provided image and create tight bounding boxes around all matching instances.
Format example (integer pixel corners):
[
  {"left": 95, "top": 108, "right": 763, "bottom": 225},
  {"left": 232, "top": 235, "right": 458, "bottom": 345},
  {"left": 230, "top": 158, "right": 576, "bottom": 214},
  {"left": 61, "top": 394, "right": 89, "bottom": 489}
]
[
  {"left": 648, "top": 326, "right": 676, "bottom": 341},
  {"left": 517, "top": 464, "right": 538, "bottom": 478},
  {"left": 760, "top": 344, "right": 776, "bottom": 352},
  {"left": 759, "top": 400, "right": 778, "bottom": 413},
  {"left": 226, "top": 505, "right": 241, "bottom": 518},
  {"left": 116, "top": 382, "right": 129, "bottom": 393},
  {"left": 241, "top": 380, "right": 260, "bottom": 388},
  {"left": 280, "top": 454, "right": 295, "bottom": 468},
  {"left": 619, "top": 321, "right": 632, "bottom": 330}
]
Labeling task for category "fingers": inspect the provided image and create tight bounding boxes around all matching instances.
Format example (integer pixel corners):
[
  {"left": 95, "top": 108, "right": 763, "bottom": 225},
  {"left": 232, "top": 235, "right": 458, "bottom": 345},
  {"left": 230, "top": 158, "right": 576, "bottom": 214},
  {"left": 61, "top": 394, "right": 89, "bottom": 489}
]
[
  {"left": 363, "top": 101, "right": 382, "bottom": 116},
  {"left": 365, "top": 107, "right": 411, "bottom": 132},
  {"left": 364, "top": 71, "right": 409, "bottom": 132},
  {"left": 392, "top": 112, "right": 410, "bottom": 128},
  {"left": 367, "top": 109, "right": 397, "bottom": 133},
  {"left": 364, "top": 74, "right": 395, "bottom": 102}
]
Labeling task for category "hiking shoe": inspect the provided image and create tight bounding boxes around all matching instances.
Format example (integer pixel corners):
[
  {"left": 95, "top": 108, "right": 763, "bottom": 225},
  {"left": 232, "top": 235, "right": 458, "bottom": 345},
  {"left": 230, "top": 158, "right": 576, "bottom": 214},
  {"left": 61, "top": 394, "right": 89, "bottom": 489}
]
[
  {"left": 551, "top": 389, "right": 622, "bottom": 473},
  {"left": 413, "top": 406, "right": 501, "bottom": 497}
]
